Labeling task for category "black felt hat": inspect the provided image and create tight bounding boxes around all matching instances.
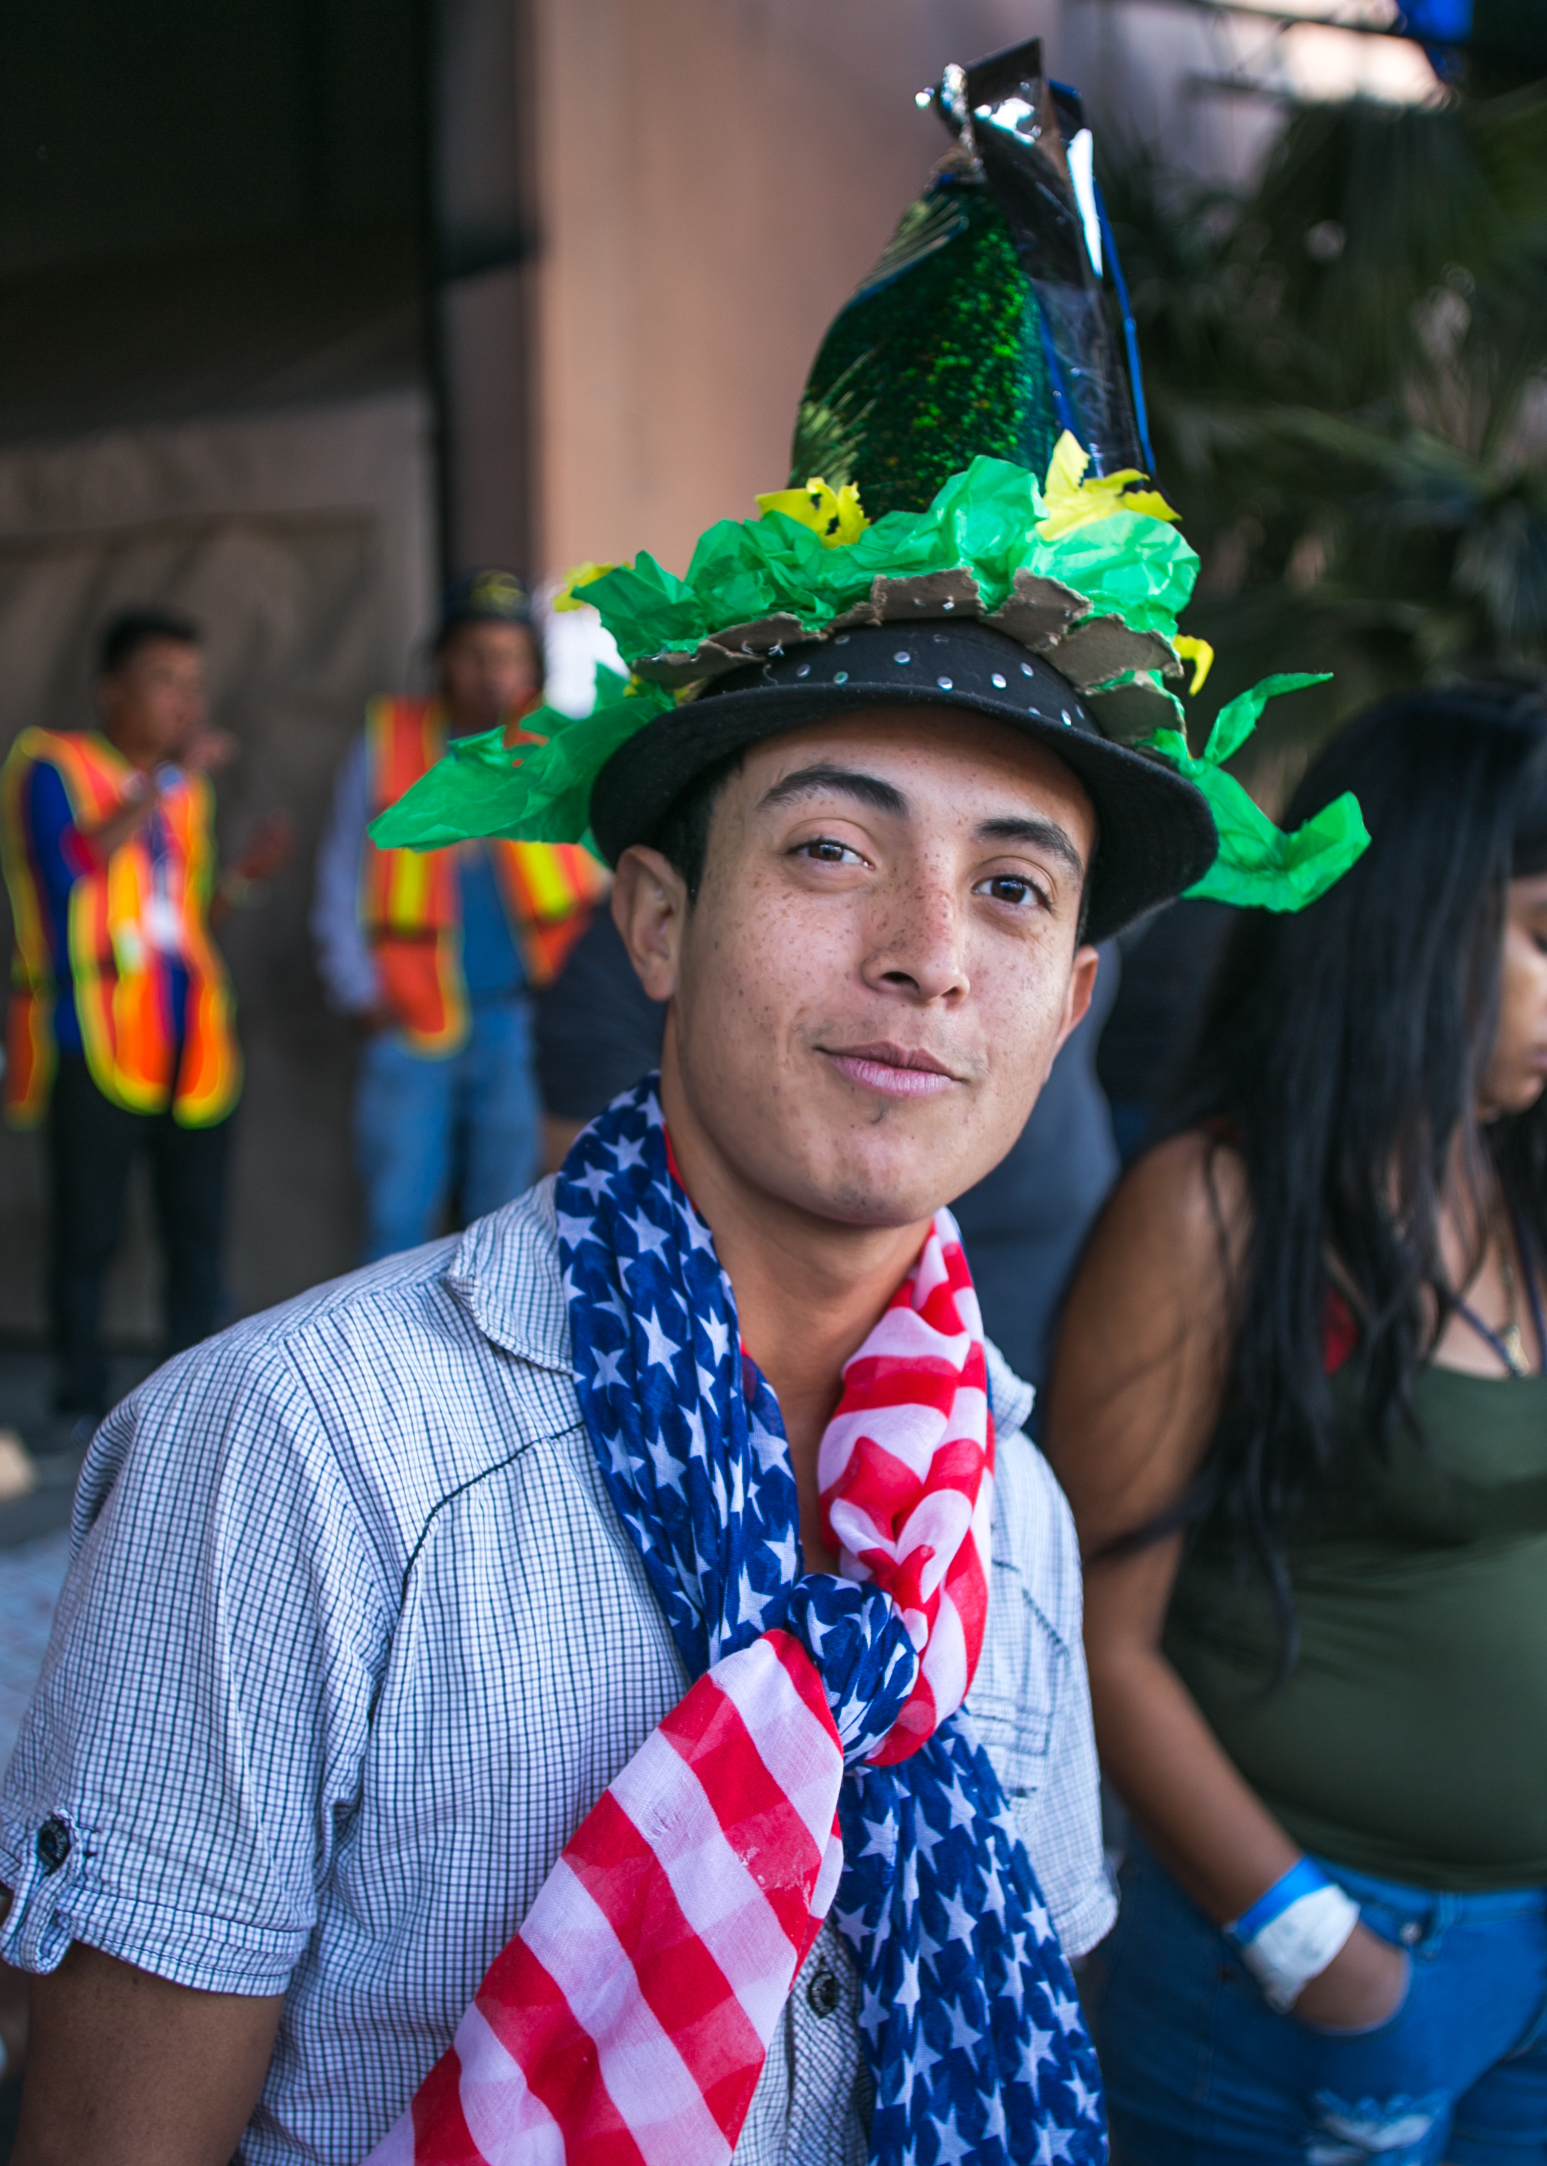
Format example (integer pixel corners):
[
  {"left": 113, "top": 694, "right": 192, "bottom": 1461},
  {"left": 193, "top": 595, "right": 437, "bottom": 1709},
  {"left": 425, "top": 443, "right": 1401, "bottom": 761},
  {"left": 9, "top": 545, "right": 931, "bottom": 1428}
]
[{"left": 591, "top": 621, "right": 1217, "bottom": 944}]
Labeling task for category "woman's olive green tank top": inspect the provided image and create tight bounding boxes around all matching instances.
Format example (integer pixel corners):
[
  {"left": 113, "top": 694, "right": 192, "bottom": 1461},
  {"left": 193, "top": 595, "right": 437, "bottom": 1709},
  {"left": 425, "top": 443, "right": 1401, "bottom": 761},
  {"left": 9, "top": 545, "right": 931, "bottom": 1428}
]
[{"left": 1165, "top": 1362, "right": 1547, "bottom": 1889}]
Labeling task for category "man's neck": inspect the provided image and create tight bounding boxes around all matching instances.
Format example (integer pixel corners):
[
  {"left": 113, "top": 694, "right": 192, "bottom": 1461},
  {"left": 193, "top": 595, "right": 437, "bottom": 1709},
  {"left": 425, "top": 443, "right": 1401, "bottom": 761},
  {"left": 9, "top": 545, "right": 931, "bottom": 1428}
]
[
  {"left": 658, "top": 1060, "right": 930, "bottom": 1572},
  {"left": 102, "top": 720, "right": 156, "bottom": 771}
]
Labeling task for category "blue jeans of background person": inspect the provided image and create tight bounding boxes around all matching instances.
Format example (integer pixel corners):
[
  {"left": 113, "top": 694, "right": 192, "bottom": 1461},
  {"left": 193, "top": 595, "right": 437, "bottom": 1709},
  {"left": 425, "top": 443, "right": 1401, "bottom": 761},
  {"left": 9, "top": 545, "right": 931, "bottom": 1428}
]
[
  {"left": 1087, "top": 1836, "right": 1547, "bottom": 2165},
  {"left": 355, "top": 998, "right": 540, "bottom": 1262}
]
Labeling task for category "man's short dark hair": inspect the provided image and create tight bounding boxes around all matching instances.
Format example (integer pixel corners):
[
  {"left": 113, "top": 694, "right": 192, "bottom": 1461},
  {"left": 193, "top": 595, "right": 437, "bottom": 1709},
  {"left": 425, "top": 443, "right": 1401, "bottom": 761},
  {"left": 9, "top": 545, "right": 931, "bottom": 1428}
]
[
  {"left": 98, "top": 606, "right": 202, "bottom": 679},
  {"left": 652, "top": 752, "right": 743, "bottom": 903}
]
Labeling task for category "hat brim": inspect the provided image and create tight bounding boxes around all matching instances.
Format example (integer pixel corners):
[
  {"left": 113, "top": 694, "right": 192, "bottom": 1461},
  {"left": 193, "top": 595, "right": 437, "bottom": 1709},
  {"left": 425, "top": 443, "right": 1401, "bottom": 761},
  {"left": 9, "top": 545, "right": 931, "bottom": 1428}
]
[{"left": 589, "top": 621, "right": 1218, "bottom": 943}]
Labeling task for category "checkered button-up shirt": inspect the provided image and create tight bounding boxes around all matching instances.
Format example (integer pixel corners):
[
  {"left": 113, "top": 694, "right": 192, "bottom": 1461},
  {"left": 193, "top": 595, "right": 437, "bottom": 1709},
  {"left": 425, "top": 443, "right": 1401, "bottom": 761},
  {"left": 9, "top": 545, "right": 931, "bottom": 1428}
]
[{"left": 0, "top": 1180, "right": 1113, "bottom": 2165}]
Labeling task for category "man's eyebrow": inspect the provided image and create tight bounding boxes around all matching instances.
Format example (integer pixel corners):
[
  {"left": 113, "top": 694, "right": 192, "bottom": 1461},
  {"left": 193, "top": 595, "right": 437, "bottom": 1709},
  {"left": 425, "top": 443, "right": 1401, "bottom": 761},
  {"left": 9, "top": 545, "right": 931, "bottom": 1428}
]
[
  {"left": 758, "top": 764, "right": 909, "bottom": 819},
  {"left": 976, "top": 815, "right": 1086, "bottom": 880},
  {"left": 758, "top": 768, "right": 1086, "bottom": 879}
]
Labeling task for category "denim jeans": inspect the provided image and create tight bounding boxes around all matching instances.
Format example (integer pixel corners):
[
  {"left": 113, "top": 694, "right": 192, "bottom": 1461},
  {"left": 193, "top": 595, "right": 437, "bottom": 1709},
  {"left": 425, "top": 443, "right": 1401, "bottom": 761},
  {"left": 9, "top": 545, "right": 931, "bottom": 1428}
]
[
  {"left": 354, "top": 997, "right": 540, "bottom": 1262},
  {"left": 1086, "top": 1837, "right": 1547, "bottom": 2165}
]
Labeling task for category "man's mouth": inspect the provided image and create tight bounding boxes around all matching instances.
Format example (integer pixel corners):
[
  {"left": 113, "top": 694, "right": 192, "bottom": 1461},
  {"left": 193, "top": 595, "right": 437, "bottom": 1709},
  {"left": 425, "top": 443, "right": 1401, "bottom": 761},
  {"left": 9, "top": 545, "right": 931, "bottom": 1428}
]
[{"left": 820, "top": 1042, "right": 962, "bottom": 1099}]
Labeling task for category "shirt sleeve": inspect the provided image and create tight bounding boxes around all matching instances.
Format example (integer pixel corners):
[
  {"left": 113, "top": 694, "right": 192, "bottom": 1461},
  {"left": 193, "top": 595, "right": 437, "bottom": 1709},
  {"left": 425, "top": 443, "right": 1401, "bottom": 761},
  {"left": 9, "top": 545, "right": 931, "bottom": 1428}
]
[
  {"left": 1011, "top": 1446, "right": 1117, "bottom": 1960},
  {"left": 0, "top": 1332, "right": 394, "bottom": 1995},
  {"left": 311, "top": 733, "right": 381, "bottom": 1016}
]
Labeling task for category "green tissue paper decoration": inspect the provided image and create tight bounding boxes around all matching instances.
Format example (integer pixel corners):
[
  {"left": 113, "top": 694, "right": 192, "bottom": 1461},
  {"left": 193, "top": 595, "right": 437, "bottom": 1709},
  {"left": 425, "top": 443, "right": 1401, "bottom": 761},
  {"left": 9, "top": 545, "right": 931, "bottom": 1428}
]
[
  {"left": 571, "top": 452, "right": 1196, "bottom": 666},
  {"left": 1141, "top": 675, "right": 1372, "bottom": 910},
  {"left": 370, "top": 666, "right": 673, "bottom": 855},
  {"left": 371, "top": 447, "right": 1203, "bottom": 858},
  {"left": 371, "top": 467, "right": 1368, "bottom": 921}
]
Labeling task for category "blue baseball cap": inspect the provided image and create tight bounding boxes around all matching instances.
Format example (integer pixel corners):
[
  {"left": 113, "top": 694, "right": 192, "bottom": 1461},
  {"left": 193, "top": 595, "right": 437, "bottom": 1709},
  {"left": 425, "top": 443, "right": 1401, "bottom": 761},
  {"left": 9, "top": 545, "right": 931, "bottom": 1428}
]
[{"left": 436, "top": 569, "right": 535, "bottom": 645}]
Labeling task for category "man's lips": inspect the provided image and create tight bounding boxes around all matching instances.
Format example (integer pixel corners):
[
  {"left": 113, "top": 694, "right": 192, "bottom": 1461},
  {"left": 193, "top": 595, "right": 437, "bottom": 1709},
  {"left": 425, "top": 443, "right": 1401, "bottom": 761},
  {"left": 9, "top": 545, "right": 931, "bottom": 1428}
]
[{"left": 820, "top": 1042, "right": 962, "bottom": 1099}]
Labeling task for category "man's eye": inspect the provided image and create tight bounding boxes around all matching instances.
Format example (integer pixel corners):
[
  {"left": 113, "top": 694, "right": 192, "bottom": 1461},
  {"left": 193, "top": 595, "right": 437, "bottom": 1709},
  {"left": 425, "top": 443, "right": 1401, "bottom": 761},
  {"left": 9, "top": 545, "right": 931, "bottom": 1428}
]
[
  {"left": 980, "top": 873, "right": 1045, "bottom": 907},
  {"left": 797, "top": 837, "right": 858, "bottom": 864}
]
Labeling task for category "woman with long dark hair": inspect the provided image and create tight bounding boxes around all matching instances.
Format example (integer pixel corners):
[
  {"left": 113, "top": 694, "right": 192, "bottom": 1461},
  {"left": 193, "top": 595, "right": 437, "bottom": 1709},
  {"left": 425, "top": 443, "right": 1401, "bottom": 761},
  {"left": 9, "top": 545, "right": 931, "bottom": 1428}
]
[{"left": 1047, "top": 686, "right": 1547, "bottom": 2163}]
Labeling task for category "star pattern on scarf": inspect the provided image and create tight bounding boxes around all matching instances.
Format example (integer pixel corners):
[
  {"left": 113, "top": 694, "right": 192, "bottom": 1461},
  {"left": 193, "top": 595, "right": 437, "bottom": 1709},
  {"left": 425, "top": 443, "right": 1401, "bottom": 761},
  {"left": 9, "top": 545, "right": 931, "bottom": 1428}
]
[{"left": 557, "top": 1079, "right": 1105, "bottom": 2166}]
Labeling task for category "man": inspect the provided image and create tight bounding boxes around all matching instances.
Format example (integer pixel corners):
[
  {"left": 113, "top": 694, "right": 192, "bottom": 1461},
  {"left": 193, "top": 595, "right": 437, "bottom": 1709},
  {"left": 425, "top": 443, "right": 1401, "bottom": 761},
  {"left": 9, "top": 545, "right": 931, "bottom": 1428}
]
[
  {"left": 0, "top": 42, "right": 1345, "bottom": 2166},
  {"left": 1, "top": 607, "right": 291, "bottom": 1424},
  {"left": 5, "top": 630, "right": 1215, "bottom": 2163},
  {"left": 313, "top": 571, "right": 608, "bottom": 1261}
]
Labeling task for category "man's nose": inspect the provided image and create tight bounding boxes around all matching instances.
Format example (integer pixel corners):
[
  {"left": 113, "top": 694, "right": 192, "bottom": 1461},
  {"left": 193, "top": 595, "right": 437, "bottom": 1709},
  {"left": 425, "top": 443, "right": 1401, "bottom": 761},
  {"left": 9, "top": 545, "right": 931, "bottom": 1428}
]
[{"left": 862, "top": 874, "right": 969, "bottom": 1003}]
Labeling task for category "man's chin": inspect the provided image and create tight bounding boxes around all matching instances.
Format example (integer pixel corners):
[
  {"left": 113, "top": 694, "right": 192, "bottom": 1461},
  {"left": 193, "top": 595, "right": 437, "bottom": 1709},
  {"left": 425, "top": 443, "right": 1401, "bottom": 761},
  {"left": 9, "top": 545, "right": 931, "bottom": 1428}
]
[{"left": 781, "top": 1132, "right": 986, "bottom": 1233}]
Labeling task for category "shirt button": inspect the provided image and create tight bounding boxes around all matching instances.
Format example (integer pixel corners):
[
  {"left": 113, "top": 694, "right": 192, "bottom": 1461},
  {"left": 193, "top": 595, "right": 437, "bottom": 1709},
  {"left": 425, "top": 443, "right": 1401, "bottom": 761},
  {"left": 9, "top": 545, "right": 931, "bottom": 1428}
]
[
  {"left": 1400, "top": 1922, "right": 1421, "bottom": 1946},
  {"left": 36, "top": 1817, "right": 71, "bottom": 1873},
  {"left": 806, "top": 1966, "right": 841, "bottom": 2018}
]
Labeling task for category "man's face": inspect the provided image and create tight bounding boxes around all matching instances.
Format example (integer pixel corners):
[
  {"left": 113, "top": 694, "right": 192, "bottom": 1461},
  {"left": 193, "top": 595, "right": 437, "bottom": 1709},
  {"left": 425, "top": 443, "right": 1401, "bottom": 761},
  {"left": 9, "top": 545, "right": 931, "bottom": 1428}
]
[
  {"left": 616, "top": 707, "right": 1101, "bottom": 1231},
  {"left": 98, "top": 638, "right": 206, "bottom": 764},
  {"left": 438, "top": 621, "right": 541, "bottom": 732}
]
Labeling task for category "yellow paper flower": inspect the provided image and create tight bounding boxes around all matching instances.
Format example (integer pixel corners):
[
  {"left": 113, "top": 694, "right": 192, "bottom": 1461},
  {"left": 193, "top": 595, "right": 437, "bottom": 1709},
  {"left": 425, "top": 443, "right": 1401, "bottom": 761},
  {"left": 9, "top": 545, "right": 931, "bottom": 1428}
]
[
  {"left": 1172, "top": 636, "right": 1215, "bottom": 695},
  {"left": 755, "top": 478, "right": 868, "bottom": 548},
  {"left": 1036, "top": 431, "right": 1180, "bottom": 542},
  {"left": 553, "top": 561, "right": 616, "bottom": 613}
]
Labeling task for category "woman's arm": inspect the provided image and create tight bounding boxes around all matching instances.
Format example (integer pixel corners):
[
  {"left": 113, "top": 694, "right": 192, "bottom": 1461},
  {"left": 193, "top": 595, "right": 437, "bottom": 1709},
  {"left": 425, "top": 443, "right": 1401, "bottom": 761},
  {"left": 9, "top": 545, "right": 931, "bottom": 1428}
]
[{"left": 1045, "top": 1133, "right": 1406, "bottom": 2026}]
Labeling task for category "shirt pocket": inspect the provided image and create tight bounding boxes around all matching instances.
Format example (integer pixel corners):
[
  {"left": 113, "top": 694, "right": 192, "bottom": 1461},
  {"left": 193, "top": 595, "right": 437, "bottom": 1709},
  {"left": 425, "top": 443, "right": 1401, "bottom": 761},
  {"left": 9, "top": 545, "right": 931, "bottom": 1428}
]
[{"left": 963, "top": 1560, "right": 1068, "bottom": 1812}]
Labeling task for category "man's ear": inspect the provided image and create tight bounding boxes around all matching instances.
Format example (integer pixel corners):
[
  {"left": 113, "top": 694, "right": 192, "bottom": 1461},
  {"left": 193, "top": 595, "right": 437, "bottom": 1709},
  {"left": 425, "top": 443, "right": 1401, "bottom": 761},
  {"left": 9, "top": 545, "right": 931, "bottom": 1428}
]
[
  {"left": 1051, "top": 942, "right": 1101, "bottom": 1063},
  {"left": 611, "top": 845, "right": 688, "bottom": 1003}
]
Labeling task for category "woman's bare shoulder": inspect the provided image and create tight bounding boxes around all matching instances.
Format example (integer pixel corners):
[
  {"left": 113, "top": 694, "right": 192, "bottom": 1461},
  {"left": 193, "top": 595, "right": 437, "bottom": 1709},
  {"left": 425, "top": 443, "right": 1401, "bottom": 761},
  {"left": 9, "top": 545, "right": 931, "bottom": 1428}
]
[
  {"left": 1046, "top": 1127, "right": 1249, "bottom": 1525},
  {"left": 1086, "top": 1128, "right": 1249, "bottom": 1295}
]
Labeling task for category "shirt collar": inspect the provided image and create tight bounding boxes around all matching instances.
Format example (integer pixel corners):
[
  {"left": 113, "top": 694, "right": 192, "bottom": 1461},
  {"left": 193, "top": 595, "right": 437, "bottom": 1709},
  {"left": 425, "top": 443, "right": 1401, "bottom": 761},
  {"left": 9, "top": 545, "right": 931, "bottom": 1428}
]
[
  {"left": 444, "top": 1176, "right": 1037, "bottom": 1435},
  {"left": 443, "top": 1180, "right": 576, "bottom": 1374}
]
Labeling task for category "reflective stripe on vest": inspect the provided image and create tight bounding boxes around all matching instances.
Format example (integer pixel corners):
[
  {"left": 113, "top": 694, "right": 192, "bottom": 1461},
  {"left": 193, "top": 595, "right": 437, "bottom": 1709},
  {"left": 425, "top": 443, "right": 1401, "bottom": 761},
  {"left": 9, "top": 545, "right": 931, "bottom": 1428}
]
[
  {"left": 359, "top": 697, "right": 609, "bottom": 1055},
  {"left": 0, "top": 728, "right": 241, "bottom": 1128}
]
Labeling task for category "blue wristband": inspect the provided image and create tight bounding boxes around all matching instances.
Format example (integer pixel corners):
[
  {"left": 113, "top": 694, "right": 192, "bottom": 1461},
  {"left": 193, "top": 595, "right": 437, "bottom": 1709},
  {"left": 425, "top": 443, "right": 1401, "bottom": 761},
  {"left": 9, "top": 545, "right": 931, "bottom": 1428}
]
[{"left": 1225, "top": 1858, "right": 1331, "bottom": 1947}]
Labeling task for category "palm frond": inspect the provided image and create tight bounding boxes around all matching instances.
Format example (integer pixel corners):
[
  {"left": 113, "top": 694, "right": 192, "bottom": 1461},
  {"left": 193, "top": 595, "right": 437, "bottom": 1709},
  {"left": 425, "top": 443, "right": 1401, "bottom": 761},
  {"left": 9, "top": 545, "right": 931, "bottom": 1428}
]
[{"left": 1096, "top": 73, "right": 1547, "bottom": 778}]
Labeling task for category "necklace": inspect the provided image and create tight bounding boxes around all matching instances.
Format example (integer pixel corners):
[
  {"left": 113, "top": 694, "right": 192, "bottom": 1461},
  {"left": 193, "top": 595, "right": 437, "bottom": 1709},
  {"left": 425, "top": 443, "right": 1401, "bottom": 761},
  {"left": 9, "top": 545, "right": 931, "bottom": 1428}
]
[
  {"left": 1495, "top": 1208, "right": 1530, "bottom": 1377},
  {"left": 1453, "top": 1184, "right": 1541, "bottom": 1378}
]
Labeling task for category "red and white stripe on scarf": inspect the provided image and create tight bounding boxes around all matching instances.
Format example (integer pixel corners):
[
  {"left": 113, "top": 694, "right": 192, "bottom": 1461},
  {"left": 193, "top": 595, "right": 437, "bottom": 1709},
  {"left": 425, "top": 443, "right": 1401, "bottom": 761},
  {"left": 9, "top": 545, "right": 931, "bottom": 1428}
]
[{"left": 369, "top": 1209, "right": 992, "bottom": 2166}]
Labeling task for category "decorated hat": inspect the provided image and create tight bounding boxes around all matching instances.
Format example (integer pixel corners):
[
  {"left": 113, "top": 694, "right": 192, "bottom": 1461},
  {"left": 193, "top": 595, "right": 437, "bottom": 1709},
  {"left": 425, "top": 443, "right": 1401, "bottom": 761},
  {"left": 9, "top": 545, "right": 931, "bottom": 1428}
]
[{"left": 378, "top": 38, "right": 1368, "bottom": 939}]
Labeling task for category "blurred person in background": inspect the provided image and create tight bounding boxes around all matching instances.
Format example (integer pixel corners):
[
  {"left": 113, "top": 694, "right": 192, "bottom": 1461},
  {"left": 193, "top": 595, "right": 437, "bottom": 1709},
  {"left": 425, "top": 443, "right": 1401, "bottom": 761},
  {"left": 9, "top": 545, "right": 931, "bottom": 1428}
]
[
  {"left": 313, "top": 571, "right": 607, "bottom": 1262},
  {"left": 1048, "top": 686, "right": 1547, "bottom": 2165},
  {"left": 532, "top": 905, "right": 664, "bottom": 1171},
  {"left": 1, "top": 606, "right": 293, "bottom": 1428},
  {"left": 1095, "top": 895, "right": 1233, "bottom": 1165},
  {"left": 537, "top": 910, "right": 1122, "bottom": 1405}
]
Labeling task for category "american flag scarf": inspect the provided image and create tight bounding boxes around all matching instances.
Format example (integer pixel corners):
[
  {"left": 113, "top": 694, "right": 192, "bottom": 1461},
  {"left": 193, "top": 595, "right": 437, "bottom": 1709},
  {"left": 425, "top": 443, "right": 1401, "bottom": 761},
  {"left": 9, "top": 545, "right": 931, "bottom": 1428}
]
[{"left": 371, "top": 1078, "right": 1104, "bottom": 2166}]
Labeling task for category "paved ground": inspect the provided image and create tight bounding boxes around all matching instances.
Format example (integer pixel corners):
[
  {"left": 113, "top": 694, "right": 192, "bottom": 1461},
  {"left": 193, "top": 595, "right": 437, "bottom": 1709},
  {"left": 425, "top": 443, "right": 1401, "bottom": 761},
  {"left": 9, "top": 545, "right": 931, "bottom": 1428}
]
[{"left": 0, "top": 1534, "right": 71, "bottom": 1778}]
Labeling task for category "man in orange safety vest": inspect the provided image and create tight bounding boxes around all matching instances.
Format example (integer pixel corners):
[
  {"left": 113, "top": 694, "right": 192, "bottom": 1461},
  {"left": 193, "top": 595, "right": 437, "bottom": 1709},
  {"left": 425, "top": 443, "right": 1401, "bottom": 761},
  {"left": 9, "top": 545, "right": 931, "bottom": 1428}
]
[
  {"left": 312, "top": 572, "right": 606, "bottom": 1261},
  {"left": 1, "top": 606, "right": 292, "bottom": 1422}
]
